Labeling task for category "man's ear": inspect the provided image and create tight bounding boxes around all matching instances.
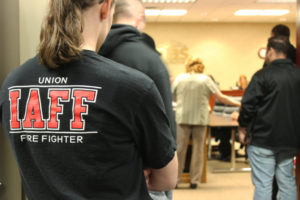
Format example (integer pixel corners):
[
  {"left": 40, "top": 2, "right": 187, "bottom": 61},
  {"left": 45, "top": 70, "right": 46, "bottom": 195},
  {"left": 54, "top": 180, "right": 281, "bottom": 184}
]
[
  {"left": 100, "top": 0, "right": 113, "bottom": 20},
  {"left": 268, "top": 47, "right": 276, "bottom": 56}
]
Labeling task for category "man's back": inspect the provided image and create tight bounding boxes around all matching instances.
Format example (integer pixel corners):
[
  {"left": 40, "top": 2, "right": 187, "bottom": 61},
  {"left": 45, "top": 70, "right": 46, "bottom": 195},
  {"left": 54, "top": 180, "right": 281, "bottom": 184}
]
[
  {"left": 100, "top": 24, "right": 176, "bottom": 139},
  {"left": 239, "top": 59, "right": 300, "bottom": 150},
  {"left": 0, "top": 52, "right": 175, "bottom": 200}
]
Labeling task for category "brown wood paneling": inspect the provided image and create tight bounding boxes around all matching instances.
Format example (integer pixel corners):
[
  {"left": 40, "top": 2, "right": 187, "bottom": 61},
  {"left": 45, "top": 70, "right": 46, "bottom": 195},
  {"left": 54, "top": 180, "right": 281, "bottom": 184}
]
[{"left": 209, "top": 90, "right": 244, "bottom": 110}]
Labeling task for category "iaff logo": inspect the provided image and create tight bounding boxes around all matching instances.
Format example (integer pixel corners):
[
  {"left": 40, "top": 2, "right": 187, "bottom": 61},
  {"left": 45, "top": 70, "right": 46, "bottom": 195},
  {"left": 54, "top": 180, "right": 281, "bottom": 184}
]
[{"left": 9, "top": 87, "right": 98, "bottom": 131}]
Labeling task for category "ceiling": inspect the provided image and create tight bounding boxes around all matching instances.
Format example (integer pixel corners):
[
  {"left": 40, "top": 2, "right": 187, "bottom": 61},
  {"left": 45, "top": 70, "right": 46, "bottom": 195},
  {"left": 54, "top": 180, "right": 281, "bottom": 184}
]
[{"left": 143, "top": 0, "right": 296, "bottom": 23}]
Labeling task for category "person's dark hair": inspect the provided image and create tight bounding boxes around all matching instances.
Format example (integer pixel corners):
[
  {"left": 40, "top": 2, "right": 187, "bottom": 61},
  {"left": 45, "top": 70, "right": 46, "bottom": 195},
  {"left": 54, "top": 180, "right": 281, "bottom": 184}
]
[
  {"left": 267, "top": 36, "right": 289, "bottom": 56},
  {"left": 271, "top": 24, "right": 290, "bottom": 38},
  {"left": 39, "top": 0, "right": 103, "bottom": 68}
]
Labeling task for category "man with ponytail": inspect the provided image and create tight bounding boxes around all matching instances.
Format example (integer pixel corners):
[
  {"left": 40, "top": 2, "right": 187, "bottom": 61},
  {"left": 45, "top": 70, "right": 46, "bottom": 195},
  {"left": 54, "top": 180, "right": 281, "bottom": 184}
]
[{"left": 0, "top": 0, "right": 177, "bottom": 199}]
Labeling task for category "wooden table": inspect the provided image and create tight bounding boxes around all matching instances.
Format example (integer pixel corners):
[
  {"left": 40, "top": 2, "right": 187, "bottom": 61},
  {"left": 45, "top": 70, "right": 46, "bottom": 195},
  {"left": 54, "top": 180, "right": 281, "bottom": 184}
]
[
  {"left": 205, "top": 114, "right": 251, "bottom": 173},
  {"left": 184, "top": 114, "right": 250, "bottom": 184}
]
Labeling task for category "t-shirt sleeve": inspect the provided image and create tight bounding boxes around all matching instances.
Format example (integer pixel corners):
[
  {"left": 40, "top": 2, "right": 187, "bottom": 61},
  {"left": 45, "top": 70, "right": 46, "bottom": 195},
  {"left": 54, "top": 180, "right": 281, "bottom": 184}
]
[
  {"left": 206, "top": 76, "right": 218, "bottom": 94},
  {"left": 134, "top": 82, "right": 176, "bottom": 169}
]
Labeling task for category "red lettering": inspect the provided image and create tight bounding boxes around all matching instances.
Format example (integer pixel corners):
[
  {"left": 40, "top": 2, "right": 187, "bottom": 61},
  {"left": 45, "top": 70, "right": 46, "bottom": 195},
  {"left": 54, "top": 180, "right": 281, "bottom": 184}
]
[
  {"left": 9, "top": 90, "right": 21, "bottom": 129},
  {"left": 48, "top": 89, "right": 70, "bottom": 129},
  {"left": 23, "top": 89, "right": 45, "bottom": 129},
  {"left": 71, "top": 89, "right": 97, "bottom": 130}
]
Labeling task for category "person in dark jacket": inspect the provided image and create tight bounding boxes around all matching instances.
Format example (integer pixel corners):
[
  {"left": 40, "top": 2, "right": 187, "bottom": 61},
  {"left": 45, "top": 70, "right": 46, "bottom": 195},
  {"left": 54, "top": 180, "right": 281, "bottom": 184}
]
[
  {"left": 99, "top": 0, "right": 176, "bottom": 199},
  {"left": 238, "top": 36, "right": 300, "bottom": 200},
  {"left": 262, "top": 24, "right": 297, "bottom": 200}
]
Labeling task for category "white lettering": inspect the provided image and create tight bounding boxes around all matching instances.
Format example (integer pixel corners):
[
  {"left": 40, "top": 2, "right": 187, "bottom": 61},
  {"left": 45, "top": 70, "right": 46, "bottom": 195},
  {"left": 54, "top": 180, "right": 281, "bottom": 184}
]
[
  {"left": 45, "top": 77, "right": 51, "bottom": 84},
  {"left": 38, "top": 77, "right": 68, "bottom": 85},
  {"left": 38, "top": 77, "right": 44, "bottom": 84},
  {"left": 20, "top": 134, "right": 39, "bottom": 143},
  {"left": 40, "top": 135, "right": 84, "bottom": 144},
  {"left": 61, "top": 77, "right": 68, "bottom": 84}
]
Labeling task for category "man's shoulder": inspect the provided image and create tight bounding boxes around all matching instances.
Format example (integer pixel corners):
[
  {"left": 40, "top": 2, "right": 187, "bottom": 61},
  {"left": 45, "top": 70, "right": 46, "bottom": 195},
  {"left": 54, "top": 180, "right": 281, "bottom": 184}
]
[
  {"left": 97, "top": 54, "right": 155, "bottom": 86},
  {"left": 111, "top": 41, "right": 166, "bottom": 74},
  {"left": 118, "top": 40, "right": 159, "bottom": 59}
]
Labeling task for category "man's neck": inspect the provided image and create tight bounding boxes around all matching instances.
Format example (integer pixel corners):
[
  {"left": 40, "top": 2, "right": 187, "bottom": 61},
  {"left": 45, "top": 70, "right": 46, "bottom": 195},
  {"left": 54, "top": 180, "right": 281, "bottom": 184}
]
[
  {"left": 114, "top": 19, "right": 136, "bottom": 28},
  {"left": 269, "top": 53, "right": 286, "bottom": 63},
  {"left": 80, "top": 6, "right": 103, "bottom": 52}
]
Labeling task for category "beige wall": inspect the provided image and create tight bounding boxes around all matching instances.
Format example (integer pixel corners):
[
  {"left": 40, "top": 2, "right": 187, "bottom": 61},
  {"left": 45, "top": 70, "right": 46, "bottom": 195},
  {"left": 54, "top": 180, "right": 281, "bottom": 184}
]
[
  {"left": 19, "top": 0, "right": 48, "bottom": 64},
  {"left": 0, "top": 1, "right": 47, "bottom": 200},
  {"left": 0, "top": 0, "right": 22, "bottom": 200},
  {"left": 144, "top": 22, "right": 296, "bottom": 90}
]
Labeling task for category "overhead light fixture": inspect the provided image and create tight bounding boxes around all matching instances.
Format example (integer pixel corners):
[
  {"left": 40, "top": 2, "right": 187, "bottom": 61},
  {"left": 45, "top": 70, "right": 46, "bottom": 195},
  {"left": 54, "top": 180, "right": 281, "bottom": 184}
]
[
  {"left": 256, "top": 0, "right": 295, "bottom": 3},
  {"left": 142, "top": 0, "right": 196, "bottom": 3},
  {"left": 145, "top": 9, "right": 187, "bottom": 16},
  {"left": 145, "top": 9, "right": 161, "bottom": 16},
  {"left": 234, "top": 9, "right": 289, "bottom": 16}
]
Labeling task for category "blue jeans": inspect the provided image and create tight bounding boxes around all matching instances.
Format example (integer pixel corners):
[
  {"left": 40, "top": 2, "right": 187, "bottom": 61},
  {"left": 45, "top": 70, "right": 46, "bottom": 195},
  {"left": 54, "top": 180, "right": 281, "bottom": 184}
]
[
  {"left": 148, "top": 190, "right": 173, "bottom": 200},
  {"left": 149, "top": 191, "right": 168, "bottom": 200},
  {"left": 247, "top": 145, "right": 297, "bottom": 200}
]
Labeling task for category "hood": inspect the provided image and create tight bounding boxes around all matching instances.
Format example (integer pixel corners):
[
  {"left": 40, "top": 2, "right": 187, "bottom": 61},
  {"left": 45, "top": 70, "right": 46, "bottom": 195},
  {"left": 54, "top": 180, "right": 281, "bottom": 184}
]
[{"left": 99, "top": 24, "right": 141, "bottom": 57}]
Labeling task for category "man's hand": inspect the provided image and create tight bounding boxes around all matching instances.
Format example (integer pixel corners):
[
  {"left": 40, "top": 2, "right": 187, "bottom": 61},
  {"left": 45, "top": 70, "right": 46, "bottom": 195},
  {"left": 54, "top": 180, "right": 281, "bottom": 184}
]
[
  {"left": 238, "top": 126, "right": 250, "bottom": 144},
  {"left": 231, "top": 111, "right": 239, "bottom": 121},
  {"left": 144, "top": 168, "right": 151, "bottom": 188}
]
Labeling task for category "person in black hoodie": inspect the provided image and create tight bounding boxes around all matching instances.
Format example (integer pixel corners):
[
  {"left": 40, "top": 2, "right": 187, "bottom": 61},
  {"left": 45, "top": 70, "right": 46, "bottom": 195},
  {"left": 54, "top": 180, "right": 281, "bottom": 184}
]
[{"left": 99, "top": 0, "right": 176, "bottom": 199}]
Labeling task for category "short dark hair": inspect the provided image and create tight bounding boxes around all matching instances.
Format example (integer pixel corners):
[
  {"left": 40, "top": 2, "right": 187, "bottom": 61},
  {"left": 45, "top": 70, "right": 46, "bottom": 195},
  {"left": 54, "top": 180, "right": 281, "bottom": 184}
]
[
  {"left": 271, "top": 24, "right": 290, "bottom": 38},
  {"left": 267, "top": 36, "right": 289, "bottom": 56}
]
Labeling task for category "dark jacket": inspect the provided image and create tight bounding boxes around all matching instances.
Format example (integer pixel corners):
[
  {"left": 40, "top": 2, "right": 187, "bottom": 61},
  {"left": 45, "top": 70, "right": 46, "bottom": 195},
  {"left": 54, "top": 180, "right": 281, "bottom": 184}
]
[
  {"left": 99, "top": 24, "right": 176, "bottom": 140},
  {"left": 238, "top": 59, "right": 300, "bottom": 150}
]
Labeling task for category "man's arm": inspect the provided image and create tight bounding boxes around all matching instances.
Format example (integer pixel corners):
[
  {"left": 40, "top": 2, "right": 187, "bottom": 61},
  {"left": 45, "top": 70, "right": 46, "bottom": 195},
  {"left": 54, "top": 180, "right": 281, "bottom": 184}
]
[
  {"left": 237, "top": 72, "right": 264, "bottom": 127},
  {"left": 205, "top": 76, "right": 241, "bottom": 108},
  {"left": 135, "top": 82, "right": 177, "bottom": 191},
  {"left": 145, "top": 152, "right": 178, "bottom": 191}
]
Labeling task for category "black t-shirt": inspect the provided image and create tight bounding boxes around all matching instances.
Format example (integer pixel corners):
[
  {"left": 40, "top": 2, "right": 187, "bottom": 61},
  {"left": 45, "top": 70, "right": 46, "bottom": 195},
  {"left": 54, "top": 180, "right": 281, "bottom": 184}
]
[{"left": 0, "top": 50, "right": 176, "bottom": 200}]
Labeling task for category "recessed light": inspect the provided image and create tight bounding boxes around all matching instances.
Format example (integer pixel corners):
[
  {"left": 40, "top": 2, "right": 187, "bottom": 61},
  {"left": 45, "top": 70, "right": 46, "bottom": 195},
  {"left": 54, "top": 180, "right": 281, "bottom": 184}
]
[
  {"left": 145, "top": 9, "right": 161, "bottom": 16},
  {"left": 234, "top": 9, "right": 289, "bottom": 16},
  {"left": 160, "top": 9, "right": 187, "bottom": 16}
]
